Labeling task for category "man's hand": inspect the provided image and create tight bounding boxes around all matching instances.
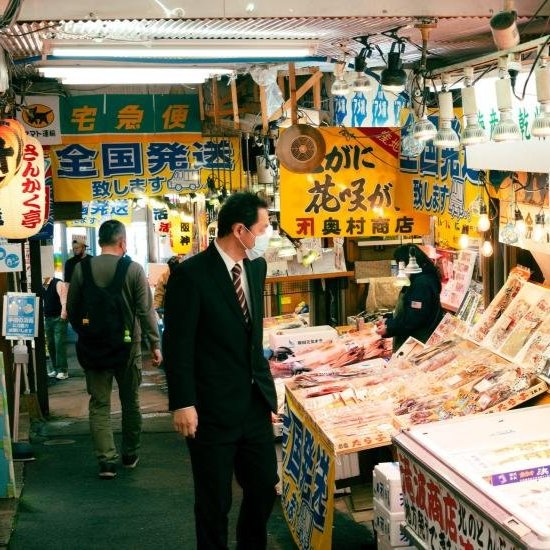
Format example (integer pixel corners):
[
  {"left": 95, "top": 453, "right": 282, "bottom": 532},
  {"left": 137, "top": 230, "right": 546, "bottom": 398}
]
[
  {"left": 173, "top": 407, "right": 198, "bottom": 438},
  {"left": 151, "top": 348, "right": 162, "bottom": 367},
  {"left": 375, "top": 320, "right": 387, "bottom": 337}
]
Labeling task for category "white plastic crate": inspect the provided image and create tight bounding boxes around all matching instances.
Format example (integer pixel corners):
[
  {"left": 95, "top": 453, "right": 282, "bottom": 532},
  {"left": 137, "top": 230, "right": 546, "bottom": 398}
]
[
  {"left": 335, "top": 452, "right": 360, "bottom": 480},
  {"left": 373, "top": 461, "right": 404, "bottom": 513},
  {"left": 373, "top": 498, "right": 408, "bottom": 547}
]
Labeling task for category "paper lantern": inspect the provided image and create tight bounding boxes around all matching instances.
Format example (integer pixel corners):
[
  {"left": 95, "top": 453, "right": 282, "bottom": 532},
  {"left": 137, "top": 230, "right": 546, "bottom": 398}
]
[
  {"left": 169, "top": 211, "right": 193, "bottom": 255},
  {"left": 0, "top": 118, "right": 25, "bottom": 189},
  {"left": 0, "top": 135, "right": 48, "bottom": 239}
]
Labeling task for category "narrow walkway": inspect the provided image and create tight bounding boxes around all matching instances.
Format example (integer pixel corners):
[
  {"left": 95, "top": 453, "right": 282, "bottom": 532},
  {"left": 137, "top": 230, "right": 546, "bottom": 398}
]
[{"left": 7, "top": 351, "right": 374, "bottom": 549}]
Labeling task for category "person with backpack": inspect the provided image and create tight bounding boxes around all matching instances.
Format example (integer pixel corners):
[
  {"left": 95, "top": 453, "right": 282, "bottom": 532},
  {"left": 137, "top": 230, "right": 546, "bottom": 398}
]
[{"left": 67, "top": 220, "right": 162, "bottom": 479}]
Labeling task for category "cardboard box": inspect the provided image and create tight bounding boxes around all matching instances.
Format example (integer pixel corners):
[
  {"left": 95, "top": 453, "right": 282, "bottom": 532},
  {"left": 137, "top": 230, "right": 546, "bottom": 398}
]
[
  {"left": 373, "top": 462, "right": 404, "bottom": 513},
  {"left": 268, "top": 325, "right": 338, "bottom": 352},
  {"left": 373, "top": 499, "right": 408, "bottom": 547}
]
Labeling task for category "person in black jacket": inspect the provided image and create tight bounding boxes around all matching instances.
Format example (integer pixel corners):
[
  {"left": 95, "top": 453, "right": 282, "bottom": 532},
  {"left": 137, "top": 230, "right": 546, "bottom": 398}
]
[
  {"left": 163, "top": 192, "right": 277, "bottom": 550},
  {"left": 376, "top": 245, "right": 443, "bottom": 352}
]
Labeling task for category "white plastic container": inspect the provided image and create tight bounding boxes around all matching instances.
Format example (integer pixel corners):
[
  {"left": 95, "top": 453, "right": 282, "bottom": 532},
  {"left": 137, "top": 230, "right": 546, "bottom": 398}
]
[{"left": 373, "top": 461, "right": 404, "bottom": 513}]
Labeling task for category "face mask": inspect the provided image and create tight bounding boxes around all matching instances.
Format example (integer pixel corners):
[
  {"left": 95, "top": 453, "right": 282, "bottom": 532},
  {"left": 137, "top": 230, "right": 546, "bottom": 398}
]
[{"left": 241, "top": 225, "right": 273, "bottom": 260}]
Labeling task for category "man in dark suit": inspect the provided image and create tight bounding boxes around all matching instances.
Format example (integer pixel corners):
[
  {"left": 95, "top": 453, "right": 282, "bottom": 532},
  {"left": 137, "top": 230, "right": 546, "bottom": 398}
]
[{"left": 163, "top": 192, "right": 277, "bottom": 550}]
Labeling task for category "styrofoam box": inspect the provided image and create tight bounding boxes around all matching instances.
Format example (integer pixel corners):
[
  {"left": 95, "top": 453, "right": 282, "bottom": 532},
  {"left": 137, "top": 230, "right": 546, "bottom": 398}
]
[
  {"left": 373, "top": 498, "right": 408, "bottom": 547},
  {"left": 377, "top": 535, "right": 415, "bottom": 550},
  {"left": 268, "top": 325, "right": 338, "bottom": 352},
  {"left": 335, "top": 452, "right": 360, "bottom": 480},
  {"left": 373, "top": 461, "right": 404, "bottom": 513}
]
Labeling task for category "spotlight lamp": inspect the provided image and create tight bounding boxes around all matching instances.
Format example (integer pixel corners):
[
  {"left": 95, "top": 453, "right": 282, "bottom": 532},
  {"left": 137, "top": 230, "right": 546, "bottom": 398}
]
[
  {"left": 532, "top": 63, "right": 550, "bottom": 138},
  {"left": 393, "top": 261, "right": 411, "bottom": 287},
  {"left": 404, "top": 248, "right": 423, "bottom": 275},
  {"left": 434, "top": 90, "right": 460, "bottom": 149},
  {"left": 351, "top": 44, "right": 373, "bottom": 94},
  {"left": 380, "top": 40, "right": 407, "bottom": 94},
  {"left": 493, "top": 60, "right": 521, "bottom": 142},
  {"left": 461, "top": 67, "right": 488, "bottom": 146},
  {"left": 412, "top": 115, "right": 437, "bottom": 142},
  {"left": 331, "top": 60, "right": 349, "bottom": 96}
]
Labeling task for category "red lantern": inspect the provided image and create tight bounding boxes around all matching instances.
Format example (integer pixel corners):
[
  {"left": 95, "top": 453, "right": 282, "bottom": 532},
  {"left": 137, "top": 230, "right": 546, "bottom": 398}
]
[{"left": 0, "top": 135, "right": 47, "bottom": 239}]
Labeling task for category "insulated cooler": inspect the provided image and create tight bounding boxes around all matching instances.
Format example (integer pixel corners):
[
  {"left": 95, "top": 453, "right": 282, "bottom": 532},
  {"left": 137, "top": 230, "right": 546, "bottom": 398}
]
[{"left": 393, "top": 404, "right": 550, "bottom": 549}]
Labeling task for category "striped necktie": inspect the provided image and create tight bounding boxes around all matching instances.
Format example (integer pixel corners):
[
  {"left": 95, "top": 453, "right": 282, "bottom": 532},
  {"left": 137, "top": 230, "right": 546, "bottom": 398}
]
[{"left": 231, "top": 264, "right": 251, "bottom": 325}]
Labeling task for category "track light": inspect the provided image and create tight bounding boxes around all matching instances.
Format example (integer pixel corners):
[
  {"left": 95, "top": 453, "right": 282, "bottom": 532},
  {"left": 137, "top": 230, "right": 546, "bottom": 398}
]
[
  {"left": 434, "top": 91, "right": 460, "bottom": 149},
  {"left": 461, "top": 68, "right": 488, "bottom": 145},
  {"left": 380, "top": 41, "right": 406, "bottom": 94},
  {"left": 490, "top": 3, "right": 519, "bottom": 50},
  {"left": 404, "top": 248, "right": 422, "bottom": 275},
  {"left": 477, "top": 203, "right": 491, "bottom": 232},
  {"left": 532, "top": 63, "right": 550, "bottom": 137},
  {"left": 412, "top": 115, "right": 437, "bottom": 142},
  {"left": 331, "top": 61, "right": 349, "bottom": 96},
  {"left": 493, "top": 60, "right": 521, "bottom": 142},
  {"left": 393, "top": 261, "right": 411, "bottom": 287},
  {"left": 351, "top": 44, "right": 372, "bottom": 94}
]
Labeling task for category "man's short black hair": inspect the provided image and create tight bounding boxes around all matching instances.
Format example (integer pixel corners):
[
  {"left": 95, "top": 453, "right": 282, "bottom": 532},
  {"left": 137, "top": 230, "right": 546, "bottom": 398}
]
[
  {"left": 98, "top": 219, "right": 126, "bottom": 247},
  {"left": 217, "top": 192, "right": 268, "bottom": 238}
]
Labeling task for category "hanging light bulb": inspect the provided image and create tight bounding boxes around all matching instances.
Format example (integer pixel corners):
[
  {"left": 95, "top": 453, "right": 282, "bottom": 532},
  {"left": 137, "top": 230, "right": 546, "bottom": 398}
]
[
  {"left": 351, "top": 44, "right": 372, "bottom": 94},
  {"left": 477, "top": 203, "right": 491, "bottom": 232},
  {"left": 412, "top": 115, "right": 437, "bottom": 142},
  {"left": 531, "top": 63, "right": 550, "bottom": 137},
  {"left": 393, "top": 261, "right": 411, "bottom": 287},
  {"left": 380, "top": 41, "right": 407, "bottom": 94},
  {"left": 481, "top": 240, "right": 494, "bottom": 257},
  {"left": 459, "top": 226, "right": 470, "bottom": 249},
  {"left": 461, "top": 67, "right": 488, "bottom": 145},
  {"left": 533, "top": 212, "right": 546, "bottom": 242},
  {"left": 331, "top": 61, "right": 349, "bottom": 96},
  {"left": 493, "top": 59, "right": 521, "bottom": 142},
  {"left": 404, "top": 248, "right": 423, "bottom": 275},
  {"left": 514, "top": 207, "right": 526, "bottom": 236},
  {"left": 434, "top": 90, "right": 460, "bottom": 148}
]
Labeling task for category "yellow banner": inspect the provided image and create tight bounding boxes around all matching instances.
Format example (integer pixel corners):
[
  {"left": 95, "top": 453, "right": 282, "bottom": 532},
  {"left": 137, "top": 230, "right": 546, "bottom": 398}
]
[
  {"left": 67, "top": 200, "right": 132, "bottom": 228},
  {"left": 169, "top": 213, "right": 193, "bottom": 255},
  {"left": 282, "top": 390, "right": 335, "bottom": 550},
  {"left": 397, "top": 110, "right": 483, "bottom": 248},
  {"left": 51, "top": 134, "right": 243, "bottom": 202},
  {"left": 280, "top": 127, "right": 430, "bottom": 238}
]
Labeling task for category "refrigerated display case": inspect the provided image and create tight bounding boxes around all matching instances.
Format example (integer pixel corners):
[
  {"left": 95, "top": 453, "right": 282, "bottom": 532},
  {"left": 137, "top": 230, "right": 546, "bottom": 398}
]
[{"left": 393, "top": 405, "right": 550, "bottom": 549}]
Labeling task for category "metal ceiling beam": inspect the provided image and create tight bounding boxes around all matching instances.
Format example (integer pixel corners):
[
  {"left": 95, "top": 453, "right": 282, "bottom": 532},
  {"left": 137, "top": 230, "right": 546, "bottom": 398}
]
[{"left": 15, "top": 0, "right": 550, "bottom": 22}]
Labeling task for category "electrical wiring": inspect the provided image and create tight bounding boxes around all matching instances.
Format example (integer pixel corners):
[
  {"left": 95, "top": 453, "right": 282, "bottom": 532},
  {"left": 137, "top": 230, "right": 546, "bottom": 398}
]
[{"left": 513, "top": 34, "right": 550, "bottom": 101}]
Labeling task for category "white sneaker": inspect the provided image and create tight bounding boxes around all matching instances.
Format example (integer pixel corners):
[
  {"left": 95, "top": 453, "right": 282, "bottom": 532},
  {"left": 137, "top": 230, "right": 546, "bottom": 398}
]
[{"left": 56, "top": 372, "right": 69, "bottom": 380}]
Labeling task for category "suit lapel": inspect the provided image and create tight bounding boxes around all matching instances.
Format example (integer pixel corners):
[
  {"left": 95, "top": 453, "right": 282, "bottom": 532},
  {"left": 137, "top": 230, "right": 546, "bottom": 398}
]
[{"left": 207, "top": 243, "right": 249, "bottom": 329}]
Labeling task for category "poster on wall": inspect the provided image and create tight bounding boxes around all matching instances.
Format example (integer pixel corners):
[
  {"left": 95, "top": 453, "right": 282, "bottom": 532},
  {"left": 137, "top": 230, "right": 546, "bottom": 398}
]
[
  {"left": 397, "top": 110, "right": 482, "bottom": 248},
  {"left": 280, "top": 127, "right": 430, "bottom": 238}
]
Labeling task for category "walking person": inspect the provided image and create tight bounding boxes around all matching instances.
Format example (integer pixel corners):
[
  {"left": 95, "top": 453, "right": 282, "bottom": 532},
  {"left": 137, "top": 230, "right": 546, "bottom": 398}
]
[
  {"left": 41, "top": 277, "right": 69, "bottom": 379},
  {"left": 67, "top": 220, "right": 162, "bottom": 479},
  {"left": 64, "top": 236, "right": 90, "bottom": 284},
  {"left": 163, "top": 192, "right": 278, "bottom": 549}
]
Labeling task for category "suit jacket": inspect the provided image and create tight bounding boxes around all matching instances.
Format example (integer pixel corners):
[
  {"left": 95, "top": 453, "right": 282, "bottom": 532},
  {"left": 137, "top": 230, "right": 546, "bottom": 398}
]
[{"left": 163, "top": 242, "right": 277, "bottom": 433}]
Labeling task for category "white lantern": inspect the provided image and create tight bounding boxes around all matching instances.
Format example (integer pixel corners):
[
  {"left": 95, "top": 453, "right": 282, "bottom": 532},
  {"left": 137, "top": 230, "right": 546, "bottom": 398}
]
[
  {"left": 0, "top": 118, "right": 25, "bottom": 189},
  {"left": 0, "top": 135, "right": 48, "bottom": 239}
]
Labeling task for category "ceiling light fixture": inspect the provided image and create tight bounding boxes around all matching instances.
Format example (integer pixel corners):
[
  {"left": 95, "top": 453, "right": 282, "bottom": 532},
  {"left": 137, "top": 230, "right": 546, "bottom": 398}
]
[
  {"left": 493, "top": 57, "right": 521, "bottom": 142},
  {"left": 433, "top": 78, "right": 460, "bottom": 149},
  {"left": 351, "top": 40, "right": 373, "bottom": 94},
  {"left": 393, "top": 261, "right": 411, "bottom": 287},
  {"left": 490, "top": 0, "right": 520, "bottom": 51},
  {"left": 404, "top": 248, "right": 423, "bottom": 275},
  {"left": 532, "top": 61, "right": 550, "bottom": 137},
  {"left": 380, "top": 40, "right": 407, "bottom": 94},
  {"left": 43, "top": 39, "right": 319, "bottom": 60},
  {"left": 461, "top": 67, "right": 488, "bottom": 146},
  {"left": 38, "top": 64, "right": 232, "bottom": 85},
  {"left": 331, "top": 60, "right": 349, "bottom": 96}
]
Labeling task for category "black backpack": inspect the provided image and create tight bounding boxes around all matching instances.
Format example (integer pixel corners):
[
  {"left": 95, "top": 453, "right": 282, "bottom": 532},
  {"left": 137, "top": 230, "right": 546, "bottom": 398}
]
[{"left": 73, "top": 256, "right": 133, "bottom": 370}]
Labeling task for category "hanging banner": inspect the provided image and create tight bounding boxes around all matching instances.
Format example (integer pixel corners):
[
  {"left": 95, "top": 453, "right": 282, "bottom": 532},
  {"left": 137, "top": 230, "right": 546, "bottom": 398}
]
[
  {"left": 67, "top": 199, "right": 132, "bottom": 228},
  {"left": 169, "top": 213, "right": 193, "bottom": 255},
  {"left": 18, "top": 96, "right": 62, "bottom": 145},
  {"left": 397, "top": 110, "right": 482, "bottom": 248},
  {"left": 50, "top": 134, "right": 243, "bottom": 202},
  {"left": 282, "top": 391, "right": 335, "bottom": 550},
  {"left": 60, "top": 94, "right": 201, "bottom": 135},
  {"left": 152, "top": 204, "right": 171, "bottom": 235},
  {"left": 29, "top": 155, "right": 54, "bottom": 241},
  {"left": 280, "top": 127, "right": 430, "bottom": 238}
]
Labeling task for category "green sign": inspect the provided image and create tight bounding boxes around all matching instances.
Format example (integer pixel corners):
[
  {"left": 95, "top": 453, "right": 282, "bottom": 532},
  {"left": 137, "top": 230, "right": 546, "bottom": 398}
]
[{"left": 61, "top": 94, "right": 201, "bottom": 134}]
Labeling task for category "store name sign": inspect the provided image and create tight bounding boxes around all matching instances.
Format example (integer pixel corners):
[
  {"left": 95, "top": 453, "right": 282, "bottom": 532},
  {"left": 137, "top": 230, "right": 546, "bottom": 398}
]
[{"left": 396, "top": 447, "right": 516, "bottom": 550}]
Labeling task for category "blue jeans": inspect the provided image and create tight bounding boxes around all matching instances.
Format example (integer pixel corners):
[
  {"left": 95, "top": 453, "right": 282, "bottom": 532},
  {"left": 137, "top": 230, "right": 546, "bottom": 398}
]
[
  {"left": 84, "top": 349, "right": 143, "bottom": 464},
  {"left": 44, "top": 316, "right": 68, "bottom": 374}
]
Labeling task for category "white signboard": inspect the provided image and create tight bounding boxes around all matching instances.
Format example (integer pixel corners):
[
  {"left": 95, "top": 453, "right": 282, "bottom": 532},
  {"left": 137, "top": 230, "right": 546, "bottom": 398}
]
[{"left": 17, "top": 95, "right": 61, "bottom": 145}]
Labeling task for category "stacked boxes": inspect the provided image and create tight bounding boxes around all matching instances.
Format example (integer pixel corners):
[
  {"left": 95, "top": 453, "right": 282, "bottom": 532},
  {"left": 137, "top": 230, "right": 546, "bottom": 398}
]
[{"left": 372, "top": 462, "right": 412, "bottom": 548}]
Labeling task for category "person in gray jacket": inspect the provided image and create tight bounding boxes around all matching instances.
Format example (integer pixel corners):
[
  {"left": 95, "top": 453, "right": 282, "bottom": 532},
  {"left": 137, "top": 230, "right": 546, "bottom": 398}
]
[{"left": 67, "top": 220, "right": 162, "bottom": 479}]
